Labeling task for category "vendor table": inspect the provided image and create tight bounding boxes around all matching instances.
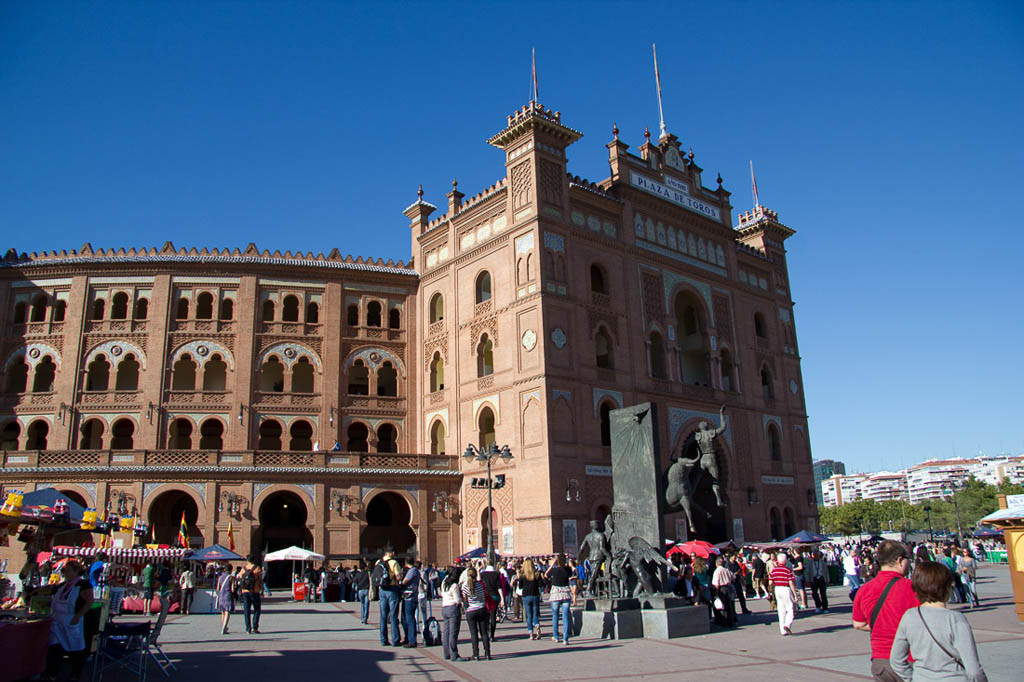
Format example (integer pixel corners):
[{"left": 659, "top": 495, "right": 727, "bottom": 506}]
[
  {"left": 190, "top": 589, "right": 218, "bottom": 614},
  {"left": 0, "top": 617, "right": 52, "bottom": 682},
  {"left": 987, "top": 550, "right": 1008, "bottom": 563}
]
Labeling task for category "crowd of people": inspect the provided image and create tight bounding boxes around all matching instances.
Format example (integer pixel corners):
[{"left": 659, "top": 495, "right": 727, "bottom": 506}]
[{"left": 24, "top": 532, "right": 1001, "bottom": 681}]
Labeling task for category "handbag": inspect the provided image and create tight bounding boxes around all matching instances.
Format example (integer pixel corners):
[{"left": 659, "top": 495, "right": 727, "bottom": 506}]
[{"left": 713, "top": 597, "right": 725, "bottom": 611}]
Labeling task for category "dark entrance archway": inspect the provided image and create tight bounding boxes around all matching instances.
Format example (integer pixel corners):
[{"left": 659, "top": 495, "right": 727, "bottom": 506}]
[
  {"left": 675, "top": 432, "right": 729, "bottom": 543},
  {"left": 147, "top": 489, "right": 203, "bottom": 547},
  {"left": 254, "top": 491, "right": 312, "bottom": 587},
  {"left": 359, "top": 492, "right": 415, "bottom": 558}
]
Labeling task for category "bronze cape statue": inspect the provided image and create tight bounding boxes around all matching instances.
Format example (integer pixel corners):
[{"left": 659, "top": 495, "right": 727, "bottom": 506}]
[{"left": 578, "top": 520, "right": 612, "bottom": 595}]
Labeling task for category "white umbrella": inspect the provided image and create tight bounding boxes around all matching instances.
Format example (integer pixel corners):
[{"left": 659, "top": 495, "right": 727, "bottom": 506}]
[{"left": 264, "top": 546, "right": 324, "bottom": 562}]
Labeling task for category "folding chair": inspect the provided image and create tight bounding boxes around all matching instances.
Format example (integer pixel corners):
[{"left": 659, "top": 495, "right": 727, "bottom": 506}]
[
  {"left": 147, "top": 595, "right": 177, "bottom": 676},
  {"left": 91, "top": 620, "right": 151, "bottom": 682}
]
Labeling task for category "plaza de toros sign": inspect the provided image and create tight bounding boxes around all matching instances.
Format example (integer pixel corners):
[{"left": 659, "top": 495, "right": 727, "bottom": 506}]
[{"left": 630, "top": 170, "right": 722, "bottom": 223}]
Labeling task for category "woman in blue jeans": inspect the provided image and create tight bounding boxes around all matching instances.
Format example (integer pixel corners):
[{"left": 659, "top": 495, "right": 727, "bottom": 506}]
[
  {"left": 518, "top": 559, "right": 542, "bottom": 639},
  {"left": 545, "top": 554, "right": 572, "bottom": 644}
]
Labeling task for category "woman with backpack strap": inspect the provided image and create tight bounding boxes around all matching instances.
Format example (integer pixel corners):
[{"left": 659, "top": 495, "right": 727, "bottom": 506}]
[{"left": 890, "top": 561, "right": 988, "bottom": 681}]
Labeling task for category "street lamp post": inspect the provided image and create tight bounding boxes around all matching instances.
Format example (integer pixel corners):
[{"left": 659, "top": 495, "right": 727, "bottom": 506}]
[
  {"left": 923, "top": 503, "right": 933, "bottom": 542},
  {"left": 942, "top": 483, "right": 964, "bottom": 541},
  {"left": 463, "top": 442, "right": 513, "bottom": 564}
]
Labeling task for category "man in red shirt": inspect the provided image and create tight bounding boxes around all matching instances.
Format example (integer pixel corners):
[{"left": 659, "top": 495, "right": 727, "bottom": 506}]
[
  {"left": 769, "top": 553, "right": 797, "bottom": 635},
  {"left": 851, "top": 540, "right": 919, "bottom": 682}
]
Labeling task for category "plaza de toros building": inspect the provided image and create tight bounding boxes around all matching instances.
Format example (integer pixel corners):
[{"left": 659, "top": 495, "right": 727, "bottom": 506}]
[{"left": 1, "top": 99, "right": 817, "bottom": 575}]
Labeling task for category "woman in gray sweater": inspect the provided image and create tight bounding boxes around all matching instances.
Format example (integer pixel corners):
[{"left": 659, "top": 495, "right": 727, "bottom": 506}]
[{"left": 890, "top": 561, "right": 987, "bottom": 682}]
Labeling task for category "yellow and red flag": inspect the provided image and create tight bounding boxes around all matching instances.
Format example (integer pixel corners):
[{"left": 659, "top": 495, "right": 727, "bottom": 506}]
[
  {"left": 227, "top": 521, "right": 235, "bottom": 552},
  {"left": 177, "top": 511, "right": 189, "bottom": 549}
]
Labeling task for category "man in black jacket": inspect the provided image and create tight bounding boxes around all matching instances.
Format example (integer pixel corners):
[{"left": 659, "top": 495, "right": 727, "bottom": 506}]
[{"left": 480, "top": 561, "right": 502, "bottom": 639}]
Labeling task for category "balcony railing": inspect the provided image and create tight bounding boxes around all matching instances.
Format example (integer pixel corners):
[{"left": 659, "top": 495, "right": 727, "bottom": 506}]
[{"left": 2, "top": 449, "right": 457, "bottom": 472}]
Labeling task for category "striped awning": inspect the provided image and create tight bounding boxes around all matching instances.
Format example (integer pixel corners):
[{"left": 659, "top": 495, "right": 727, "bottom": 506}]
[{"left": 51, "top": 545, "right": 189, "bottom": 560}]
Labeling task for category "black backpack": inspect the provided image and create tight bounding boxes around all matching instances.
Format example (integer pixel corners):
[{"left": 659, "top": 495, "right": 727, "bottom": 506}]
[
  {"left": 372, "top": 561, "right": 392, "bottom": 588},
  {"left": 240, "top": 569, "right": 256, "bottom": 592},
  {"left": 423, "top": 616, "right": 441, "bottom": 647}
]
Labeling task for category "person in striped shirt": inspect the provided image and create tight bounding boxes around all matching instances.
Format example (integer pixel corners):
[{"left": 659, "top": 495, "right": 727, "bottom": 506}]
[
  {"left": 770, "top": 552, "right": 798, "bottom": 635},
  {"left": 461, "top": 566, "right": 492, "bottom": 660}
]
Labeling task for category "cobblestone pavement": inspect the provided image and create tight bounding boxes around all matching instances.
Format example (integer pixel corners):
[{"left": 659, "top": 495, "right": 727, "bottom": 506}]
[{"left": 117, "top": 564, "right": 1021, "bottom": 681}]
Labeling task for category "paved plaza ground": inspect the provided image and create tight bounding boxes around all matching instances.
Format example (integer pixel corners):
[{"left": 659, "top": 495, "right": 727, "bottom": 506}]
[{"left": 128, "top": 564, "right": 1022, "bottom": 681}]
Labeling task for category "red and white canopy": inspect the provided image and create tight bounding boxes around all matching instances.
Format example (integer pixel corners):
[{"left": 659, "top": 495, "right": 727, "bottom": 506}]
[{"left": 52, "top": 545, "right": 189, "bottom": 560}]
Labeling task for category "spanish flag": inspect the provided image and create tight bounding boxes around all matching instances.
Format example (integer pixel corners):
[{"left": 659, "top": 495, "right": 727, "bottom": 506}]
[
  {"left": 227, "top": 521, "right": 235, "bottom": 552},
  {"left": 177, "top": 511, "right": 190, "bottom": 549}
]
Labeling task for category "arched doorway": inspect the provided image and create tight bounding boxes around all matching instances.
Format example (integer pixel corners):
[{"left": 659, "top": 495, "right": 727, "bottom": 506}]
[
  {"left": 359, "top": 492, "right": 415, "bottom": 558},
  {"left": 147, "top": 489, "right": 203, "bottom": 547},
  {"left": 255, "top": 491, "right": 313, "bottom": 587},
  {"left": 480, "top": 506, "right": 497, "bottom": 551},
  {"left": 674, "top": 431, "right": 729, "bottom": 542}
]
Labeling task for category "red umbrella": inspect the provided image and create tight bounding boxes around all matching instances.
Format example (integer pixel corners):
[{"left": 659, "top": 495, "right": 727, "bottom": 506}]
[{"left": 667, "top": 540, "right": 721, "bottom": 558}]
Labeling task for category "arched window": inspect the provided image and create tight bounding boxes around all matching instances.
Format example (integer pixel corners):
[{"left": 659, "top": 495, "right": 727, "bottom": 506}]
[
  {"left": 768, "top": 423, "right": 782, "bottom": 461},
  {"left": 347, "top": 360, "right": 369, "bottom": 395},
  {"left": 133, "top": 299, "right": 148, "bottom": 320},
  {"left": 110, "top": 418, "right": 135, "bottom": 450},
  {"left": 199, "top": 419, "right": 224, "bottom": 449},
  {"left": 429, "top": 352, "right": 444, "bottom": 392},
  {"left": 13, "top": 302, "right": 27, "bottom": 324},
  {"left": 649, "top": 331, "right": 666, "bottom": 379},
  {"left": 675, "top": 292, "right": 709, "bottom": 385},
  {"left": 114, "top": 353, "right": 139, "bottom": 391},
  {"left": 769, "top": 507, "right": 782, "bottom": 540},
  {"left": 86, "top": 355, "right": 110, "bottom": 391},
  {"left": 590, "top": 264, "right": 607, "bottom": 294},
  {"left": 169, "top": 418, "right": 193, "bottom": 449},
  {"left": 377, "top": 424, "right": 397, "bottom": 453},
  {"left": 110, "top": 292, "right": 129, "bottom": 319},
  {"left": 0, "top": 421, "right": 20, "bottom": 450},
  {"left": 366, "top": 301, "right": 382, "bottom": 327},
  {"left": 477, "top": 334, "right": 494, "bottom": 377},
  {"left": 754, "top": 312, "right": 767, "bottom": 338},
  {"left": 429, "top": 293, "right": 444, "bottom": 324},
  {"left": 262, "top": 300, "right": 275, "bottom": 321},
  {"left": 377, "top": 361, "right": 397, "bottom": 397},
  {"left": 595, "top": 327, "right": 614, "bottom": 369},
  {"left": 306, "top": 302, "right": 319, "bottom": 324},
  {"left": 347, "top": 304, "right": 359, "bottom": 326},
  {"left": 259, "top": 356, "right": 284, "bottom": 392},
  {"left": 79, "top": 419, "right": 104, "bottom": 449},
  {"left": 478, "top": 406, "right": 496, "bottom": 450},
  {"left": 26, "top": 421, "right": 48, "bottom": 449},
  {"left": 258, "top": 420, "right": 283, "bottom": 450},
  {"left": 388, "top": 308, "right": 400, "bottom": 329},
  {"left": 176, "top": 298, "right": 189, "bottom": 320},
  {"left": 292, "top": 357, "right": 314, "bottom": 393},
  {"left": 92, "top": 299, "right": 105, "bottom": 320},
  {"left": 172, "top": 354, "right": 197, "bottom": 391},
  {"left": 475, "top": 271, "right": 492, "bottom": 303},
  {"left": 53, "top": 300, "right": 67, "bottom": 322},
  {"left": 783, "top": 507, "right": 796, "bottom": 538},
  {"left": 196, "top": 292, "right": 214, "bottom": 319},
  {"left": 289, "top": 420, "right": 313, "bottom": 451},
  {"left": 30, "top": 294, "right": 48, "bottom": 322},
  {"left": 599, "top": 401, "right": 613, "bottom": 446},
  {"left": 282, "top": 295, "right": 299, "bottom": 322},
  {"left": 202, "top": 354, "right": 227, "bottom": 391},
  {"left": 720, "top": 348, "right": 735, "bottom": 392},
  {"left": 429, "top": 420, "right": 446, "bottom": 455},
  {"left": 761, "top": 367, "right": 775, "bottom": 400},
  {"left": 5, "top": 359, "right": 29, "bottom": 393},
  {"left": 347, "top": 422, "right": 369, "bottom": 452},
  {"left": 219, "top": 299, "right": 233, "bottom": 320}
]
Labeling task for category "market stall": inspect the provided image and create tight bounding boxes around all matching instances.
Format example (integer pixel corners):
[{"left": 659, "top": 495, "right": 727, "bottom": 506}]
[
  {"left": 52, "top": 545, "right": 190, "bottom": 614},
  {"left": 264, "top": 546, "right": 324, "bottom": 601}
]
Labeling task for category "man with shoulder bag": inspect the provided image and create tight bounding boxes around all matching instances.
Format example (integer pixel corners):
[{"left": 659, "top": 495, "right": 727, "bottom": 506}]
[
  {"left": 851, "top": 541, "right": 920, "bottom": 682},
  {"left": 373, "top": 552, "right": 402, "bottom": 646}
]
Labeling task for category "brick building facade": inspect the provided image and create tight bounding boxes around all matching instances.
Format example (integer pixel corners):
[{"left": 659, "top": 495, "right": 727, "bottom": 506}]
[{"left": 1, "top": 99, "right": 817, "bottom": 573}]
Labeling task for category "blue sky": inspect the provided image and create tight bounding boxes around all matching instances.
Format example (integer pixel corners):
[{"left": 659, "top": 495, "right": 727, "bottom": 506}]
[{"left": 2, "top": 2, "right": 1022, "bottom": 474}]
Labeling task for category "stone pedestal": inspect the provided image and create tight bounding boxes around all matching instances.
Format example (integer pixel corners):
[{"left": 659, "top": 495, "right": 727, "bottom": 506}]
[
  {"left": 641, "top": 605, "right": 710, "bottom": 639},
  {"left": 579, "top": 608, "right": 644, "bottom": 640}
]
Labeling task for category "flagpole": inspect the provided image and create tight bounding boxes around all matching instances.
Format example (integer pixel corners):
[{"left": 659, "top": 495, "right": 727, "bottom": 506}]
[
  {"left": 653, "top": 43, "right": 667, "bottom": 139},
  {"left": 532, "top": 48, "right": 539, "bottom": 103},
  {"left": 750, "top": 160, "right": 760, "bottom": 209}
]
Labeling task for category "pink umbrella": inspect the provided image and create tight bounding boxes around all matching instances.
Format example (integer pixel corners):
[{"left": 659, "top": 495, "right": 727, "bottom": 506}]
[{"left": 667, "top": 540, "right": 721, "bottom": 558}]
